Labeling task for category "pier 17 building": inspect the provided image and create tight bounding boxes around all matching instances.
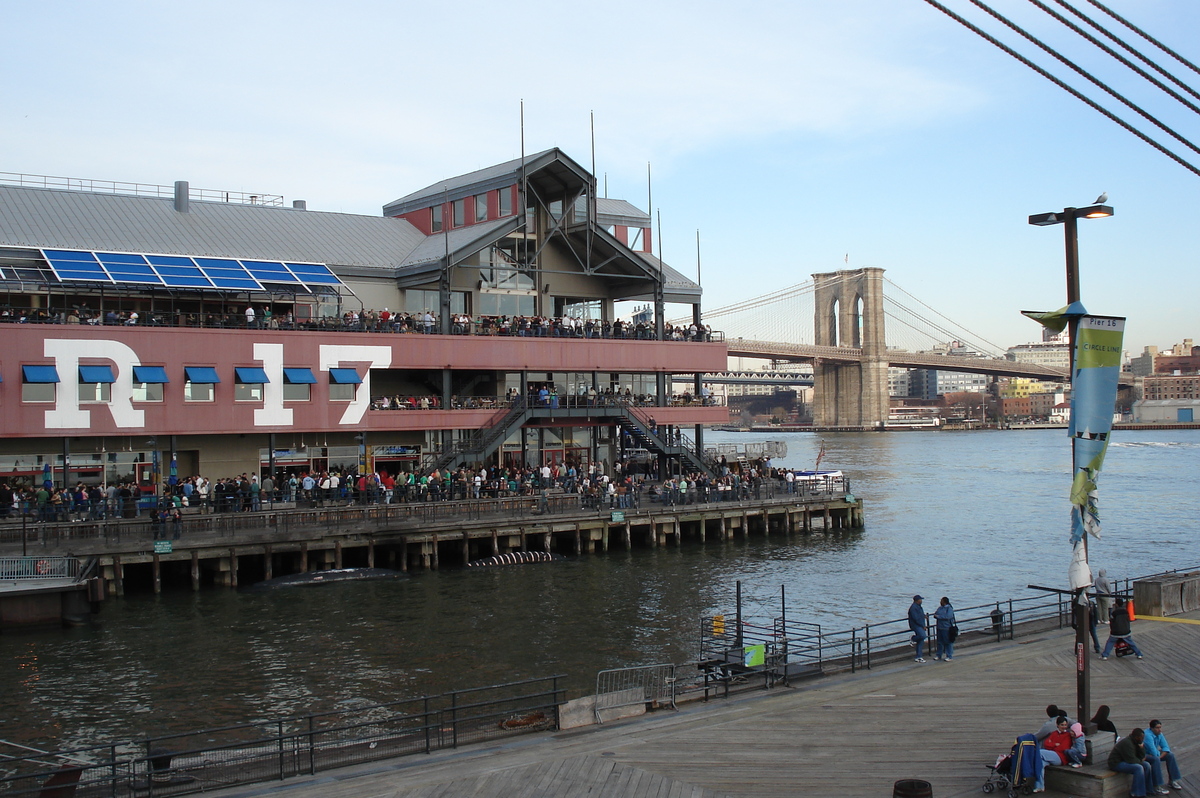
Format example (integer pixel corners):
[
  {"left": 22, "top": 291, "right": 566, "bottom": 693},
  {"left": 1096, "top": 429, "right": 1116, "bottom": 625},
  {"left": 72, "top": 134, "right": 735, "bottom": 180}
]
[{"left": 0, "top": 149, "right": 728, "bottom": 491}]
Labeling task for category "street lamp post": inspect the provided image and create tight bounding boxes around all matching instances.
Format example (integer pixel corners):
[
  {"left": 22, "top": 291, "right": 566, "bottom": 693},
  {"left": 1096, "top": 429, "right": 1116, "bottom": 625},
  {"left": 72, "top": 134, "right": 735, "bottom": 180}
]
[{"left": 1028, "top": 201, "right": 1113, "bottom": 732}]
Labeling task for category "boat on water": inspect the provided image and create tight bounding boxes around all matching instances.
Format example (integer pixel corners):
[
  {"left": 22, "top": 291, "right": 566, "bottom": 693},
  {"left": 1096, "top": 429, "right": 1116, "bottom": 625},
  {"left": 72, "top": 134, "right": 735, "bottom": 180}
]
[{"left": 246, "top": 567, "right": 406, "bottom": 591}]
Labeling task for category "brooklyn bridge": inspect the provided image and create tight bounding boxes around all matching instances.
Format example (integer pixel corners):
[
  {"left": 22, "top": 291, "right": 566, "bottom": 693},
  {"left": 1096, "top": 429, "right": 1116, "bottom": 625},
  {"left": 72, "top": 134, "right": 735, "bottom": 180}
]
[{"left": 692, "top": 267, "right": 1084, "bottom": 429}]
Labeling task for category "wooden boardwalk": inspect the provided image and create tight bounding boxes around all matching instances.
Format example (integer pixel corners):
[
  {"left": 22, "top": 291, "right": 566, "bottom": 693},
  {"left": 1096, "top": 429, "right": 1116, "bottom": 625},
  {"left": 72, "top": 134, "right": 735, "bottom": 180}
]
[{"left": 201, "top": 612, "right": 1200, "bottom": 798}]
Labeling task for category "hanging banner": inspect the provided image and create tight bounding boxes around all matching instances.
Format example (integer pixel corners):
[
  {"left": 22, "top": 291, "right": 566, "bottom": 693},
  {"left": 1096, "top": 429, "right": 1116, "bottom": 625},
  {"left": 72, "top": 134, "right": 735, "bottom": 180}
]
[
  {"left": 1025, "top": 309, "right": 1125, "bottom": 592},
  {"left": 1067, "top": 315, "right": 1125, "bottom": 591},
  {"left": 1069, "top": 315, "right": 1125, "bottom": 514}
]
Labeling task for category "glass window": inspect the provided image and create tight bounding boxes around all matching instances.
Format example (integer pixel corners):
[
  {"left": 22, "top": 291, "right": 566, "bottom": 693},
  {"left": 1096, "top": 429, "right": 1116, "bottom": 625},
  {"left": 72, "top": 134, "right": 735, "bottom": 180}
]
[
  {"left": 22, "top": 383, "right": 55, "bottom": 403},
  {"left": 132, "top": 382, "right": 164, "bottom": 402},
  {"left": 404, "top": 289, "right": 467, "bottom": 315},
  {"left": 184, "top": 382, "right": 214, "bottom": 402},
  {"left": 498, "top": 187, "right": 513, "bottom": 216},
  {"left": 431, "top": 205, "right": 443, "bottom": 233},
  {"left": 78, "top": 382, "right": 111, "bottom": 403},
  {"left": 235, "top": 383, "right": 264, "bottom": 402},
  {"left": 330, "top": 383, "right": 356, "bottom": 401},
  {"left": 478, "top": 293, "right": 536, "bottom": 316},
  {"left": 548, "top": 199, "right": 563, "bottom": 220},
  {"left": 283, "top": 383, "right": 310, "bottom": 401},
  {"left": 475, "top": 193, "right": 489, "bottom": 223},
  {"left": 453, "top": 198, "right": 465, "bottom": 227}
]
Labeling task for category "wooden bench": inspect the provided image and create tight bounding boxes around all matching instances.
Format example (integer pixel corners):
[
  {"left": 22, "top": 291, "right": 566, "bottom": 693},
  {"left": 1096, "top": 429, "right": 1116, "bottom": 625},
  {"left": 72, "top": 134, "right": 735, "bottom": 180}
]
[{"left": 1043, "top": 763, "right": 1130, "bottom": 798}]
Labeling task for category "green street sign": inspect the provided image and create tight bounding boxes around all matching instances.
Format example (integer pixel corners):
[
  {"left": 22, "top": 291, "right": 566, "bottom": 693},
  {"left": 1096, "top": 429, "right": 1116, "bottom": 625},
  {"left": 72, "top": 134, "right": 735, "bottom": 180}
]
[
  {"left": 610, "top": 510, "right": 625, "bottom": 523},
  {"left": 154, "top": 540, "right": 173, "bottom": 554}
]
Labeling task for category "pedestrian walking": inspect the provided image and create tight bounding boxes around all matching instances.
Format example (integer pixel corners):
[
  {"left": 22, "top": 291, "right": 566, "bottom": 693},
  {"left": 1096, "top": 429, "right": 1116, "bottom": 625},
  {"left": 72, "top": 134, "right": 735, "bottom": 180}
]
[{"left": 908, "top": 595, "right": 927, "bottom": 663}]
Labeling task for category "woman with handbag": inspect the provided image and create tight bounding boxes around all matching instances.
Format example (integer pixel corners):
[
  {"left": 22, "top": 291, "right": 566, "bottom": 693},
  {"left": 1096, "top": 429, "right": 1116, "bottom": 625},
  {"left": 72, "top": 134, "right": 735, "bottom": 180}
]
[{"left": 934, "top": 596, "right": 958, "bottom": 661}]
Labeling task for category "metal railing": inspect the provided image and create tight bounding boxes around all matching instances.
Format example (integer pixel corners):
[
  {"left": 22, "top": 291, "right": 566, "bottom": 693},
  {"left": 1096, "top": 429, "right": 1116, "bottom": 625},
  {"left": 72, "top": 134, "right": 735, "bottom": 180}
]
[
  {"left": 594, "top": 664, "right": 676, "bottom": 723},
  {"left": 0, "top": 556, "right": 80, "bottom": 581},
  {"left": 0, "top": 305, "right": 723, "bottom": 344},
  {"left": 687, "top": 563, "right": 1200, "bottom": 691},
  {"left": 0, "top": 171, "right": 283, "bottom": 205},
  {"left": 0, "top": 676, "right": 565, "bottom": 797}
]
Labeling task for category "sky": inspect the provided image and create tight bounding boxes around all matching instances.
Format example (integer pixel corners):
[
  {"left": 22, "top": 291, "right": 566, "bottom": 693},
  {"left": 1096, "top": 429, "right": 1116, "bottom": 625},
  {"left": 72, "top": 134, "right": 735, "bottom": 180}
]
[{"left": 2, "top": 0, "right": 1197, "bottom": 356}]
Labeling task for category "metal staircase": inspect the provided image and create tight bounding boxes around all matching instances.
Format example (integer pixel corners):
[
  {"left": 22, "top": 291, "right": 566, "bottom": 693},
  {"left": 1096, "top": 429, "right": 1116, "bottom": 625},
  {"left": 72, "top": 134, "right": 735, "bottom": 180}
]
[
  {"left": 425, "top": 397, "right": 533, "bottom": 473},
  {"left": 621, "top": 406, "right": 715, "bottom": 476}
]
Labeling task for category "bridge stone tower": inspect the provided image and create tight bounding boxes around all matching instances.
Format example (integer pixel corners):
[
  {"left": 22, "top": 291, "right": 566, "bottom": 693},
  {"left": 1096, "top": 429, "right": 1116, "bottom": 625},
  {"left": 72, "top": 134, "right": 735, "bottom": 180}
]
[{"left": 812, "top": 267, "right": 889, "bottom": 429}]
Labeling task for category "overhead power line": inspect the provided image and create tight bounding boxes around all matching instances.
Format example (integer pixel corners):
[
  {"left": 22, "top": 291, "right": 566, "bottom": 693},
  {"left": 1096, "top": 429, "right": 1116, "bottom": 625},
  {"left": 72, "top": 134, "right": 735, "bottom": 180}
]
[
  {"left": 919, "top": 0, "right": 1200, "bottom": 178},
  {"left": 1029, "top": 0, "right": 1200, "bottom": 116},
  {"left": 1086, "top": 0, "right": 1200, "bottom": 78},
  {"left": 964, "top": 0, "right": 1200, "bottom": 156},
  {"left": 1053, "top": 0, "right": 1200, "bottom": 105}
]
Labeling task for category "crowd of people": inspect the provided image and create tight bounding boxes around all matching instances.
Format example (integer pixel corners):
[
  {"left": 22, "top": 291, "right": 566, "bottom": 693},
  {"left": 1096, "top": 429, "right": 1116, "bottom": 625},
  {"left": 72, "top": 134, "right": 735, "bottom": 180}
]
[
  {"left": 367, "top": 386, "right": 717, "bottom": 412},
  {"left": 0, "top": 456, "right": 824, "bottom": 526},
  {"left": 1021, "top": 703, "right": 1184, "bottom": 794},
  {"left": 1, "top": 305, "right": 718, "bottom": 342}
]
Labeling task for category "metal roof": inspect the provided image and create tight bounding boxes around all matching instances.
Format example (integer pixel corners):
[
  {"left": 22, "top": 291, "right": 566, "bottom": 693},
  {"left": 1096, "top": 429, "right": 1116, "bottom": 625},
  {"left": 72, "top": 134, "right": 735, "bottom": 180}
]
[
  {"left": 383, "top": 148, "right": 592, "bottom": 216},
  {"left": 0, "top": 184, "right": 426, "bottom": 270},
  {"left": 594, "top": 197, "right": 650, "bottom": 228}
]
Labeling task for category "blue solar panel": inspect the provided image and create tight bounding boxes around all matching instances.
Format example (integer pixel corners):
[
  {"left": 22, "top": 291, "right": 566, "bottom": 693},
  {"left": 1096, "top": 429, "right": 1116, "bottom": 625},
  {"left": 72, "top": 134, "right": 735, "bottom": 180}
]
[
  {"left": 97, "top": 254, "right": 163, "bottom": 285},
  {"left": 46, "top": 251, "right": 112, "bottom": 282},
  {"left": 154, "top": 265, "right": 212, "bottom": 288},
  {"left": 194, "top": 258, "right": 263, "bottom": 291},
  {"left": 97, "top": 252, "right": 148, "bottom": 265},
  {"left": 286, "top": 262, "right": 341, "bottom": 284},
  {"left": 42, "top": 249, "right": 96, "bottom": 262},
  {"left": 146, "top": 255, "right": 194, "bottom": 267},
  {"left": 37, "top": 250, "right": 341, "bottom": 291},
  {"left": 242, "top": 260, "right": 300, "bottom": 282}
]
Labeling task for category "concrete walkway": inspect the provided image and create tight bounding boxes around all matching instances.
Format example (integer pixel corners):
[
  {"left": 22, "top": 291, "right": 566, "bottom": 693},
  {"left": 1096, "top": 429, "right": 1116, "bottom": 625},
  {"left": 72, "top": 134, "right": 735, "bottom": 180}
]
[{"left": 202, "top": 611, "right": 1200, "bottom": 798}]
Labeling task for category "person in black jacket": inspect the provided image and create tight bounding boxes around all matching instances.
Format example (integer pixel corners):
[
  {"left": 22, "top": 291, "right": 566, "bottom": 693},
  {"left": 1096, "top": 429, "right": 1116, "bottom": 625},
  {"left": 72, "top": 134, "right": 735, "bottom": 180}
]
[
  {"left": 1100, "top": 598, "right": 1144, "bottom": 660},
  {"left": 1108, "top": 728, "right": 1155, "bottom": 797}
]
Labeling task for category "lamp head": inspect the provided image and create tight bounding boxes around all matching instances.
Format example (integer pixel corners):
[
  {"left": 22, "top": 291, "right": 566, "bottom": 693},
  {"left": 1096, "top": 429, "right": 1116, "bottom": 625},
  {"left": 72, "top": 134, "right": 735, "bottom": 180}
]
[
  {"left": 1079, "top": 204, "right": 1114, "bottom": 219},
  {"left": 1028, "top": 212, "right": 1061, "bottom": 226}
]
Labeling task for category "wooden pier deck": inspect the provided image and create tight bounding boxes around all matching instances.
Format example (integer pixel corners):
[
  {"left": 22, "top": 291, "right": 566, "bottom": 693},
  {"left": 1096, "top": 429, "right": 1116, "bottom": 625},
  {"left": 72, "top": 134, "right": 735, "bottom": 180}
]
[{"left": 198, "top": 610, "right": 1200, "bottom": 798}]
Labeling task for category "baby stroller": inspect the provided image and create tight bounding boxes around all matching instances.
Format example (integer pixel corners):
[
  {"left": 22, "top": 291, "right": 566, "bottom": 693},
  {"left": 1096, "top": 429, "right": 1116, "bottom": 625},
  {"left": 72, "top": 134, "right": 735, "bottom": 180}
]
[
  {"left": 983, "top": 734, "right": 1041, "bottom": 795},
  {"left": 982, "top": 753, "right": 1011, "bottom": 793}
]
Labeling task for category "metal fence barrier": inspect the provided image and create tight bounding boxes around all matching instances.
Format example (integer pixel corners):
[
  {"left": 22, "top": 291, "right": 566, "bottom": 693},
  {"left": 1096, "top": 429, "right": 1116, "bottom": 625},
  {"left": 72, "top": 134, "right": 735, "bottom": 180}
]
[
  {"left": 0, "top": 556, "right": 80, "bottom": 581},
  {"left": 594, "top": 664, "right": 677, "bottom": 723},
  {"left": 0, "top": 675, "right": 566, "bottom": 797}
]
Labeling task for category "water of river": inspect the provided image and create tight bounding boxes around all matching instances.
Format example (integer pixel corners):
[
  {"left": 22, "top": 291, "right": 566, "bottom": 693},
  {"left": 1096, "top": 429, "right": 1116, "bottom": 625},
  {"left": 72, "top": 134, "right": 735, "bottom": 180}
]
[{"left": 2, "top": 429, "right": 1197, "bottom": 752}]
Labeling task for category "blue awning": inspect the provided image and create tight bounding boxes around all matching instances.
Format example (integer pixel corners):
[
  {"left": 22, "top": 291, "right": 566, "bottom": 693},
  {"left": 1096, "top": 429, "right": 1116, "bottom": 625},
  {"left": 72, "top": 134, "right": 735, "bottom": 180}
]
[
  {"left": 23, "top": 365, "right": 60, "bottom": 383},
  {"left": 132, "top": 366, "right": 170, "bottom": 384},
  {"left": 78, "top": 365, "right": 116, "bottom": 384},
  {"left": 184, "top": 366, "right": 221, "bottom": 384},
  {"left": 283, "top": 368, "right": 317, "bottom": 384},
  {"left": 329, "top": 368, "right": 362, "bottom": 384},
  {"left": 235, "top": 367, "right": 271, "bottom": 384}
]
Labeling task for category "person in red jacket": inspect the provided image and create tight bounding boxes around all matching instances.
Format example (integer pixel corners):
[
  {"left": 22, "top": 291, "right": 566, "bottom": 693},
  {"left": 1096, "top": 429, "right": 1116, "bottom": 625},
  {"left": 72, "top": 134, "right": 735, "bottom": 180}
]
[{"left": 1042, "top": 716, "right": 1074, "bottom": 767}]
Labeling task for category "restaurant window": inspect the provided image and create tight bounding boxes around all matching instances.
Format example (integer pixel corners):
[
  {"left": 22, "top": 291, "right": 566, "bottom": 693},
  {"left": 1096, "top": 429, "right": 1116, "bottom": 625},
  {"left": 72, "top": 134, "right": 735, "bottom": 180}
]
[
  {"left": 234, "top": 366, "right": 269, "bottom": 402},
  {"left": 475, "top": 193, "right": 489, "bottom": 222},
  {"left": 21, "top": 365, "right": 58, "bottom": 403},
  {"left": 283, "top": 368, "right": 316, "bottom": 402},
  {"left": 78, "top": 365, "right": 114, "bottom": 403},
  {"left": 453, "top": 198, "right": 466, "bottom": 227},
  {"left": 498, "top": 187, "right": 513, "bottom": 216},
  {"left": 132, "top": 365, "right": 168, "bottom": 402},
  {"left": 329, "top": 368, "right": 361, "bottom": 401},
  {"left": 184, "top": 367, "right": 219, "bottom": 402},
  {"left": 431, "top": 204, "right": 443, "bottom": 233}
]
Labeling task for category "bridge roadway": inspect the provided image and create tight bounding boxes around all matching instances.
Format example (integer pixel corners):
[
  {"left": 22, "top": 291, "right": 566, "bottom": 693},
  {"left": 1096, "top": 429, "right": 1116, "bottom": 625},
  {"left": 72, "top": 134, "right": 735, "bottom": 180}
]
[
  {"left": 726, "top": 338, "right": 1075, "bottom": 381},
  {"left": 202, "top": 611, "right": 1200, "bottom": 798}
]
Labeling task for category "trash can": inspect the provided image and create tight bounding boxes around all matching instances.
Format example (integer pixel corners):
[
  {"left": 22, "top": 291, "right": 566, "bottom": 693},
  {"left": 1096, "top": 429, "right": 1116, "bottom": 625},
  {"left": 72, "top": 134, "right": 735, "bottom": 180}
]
[{"left": 893, "top": 778, "right": 932, "bottom": 798}]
